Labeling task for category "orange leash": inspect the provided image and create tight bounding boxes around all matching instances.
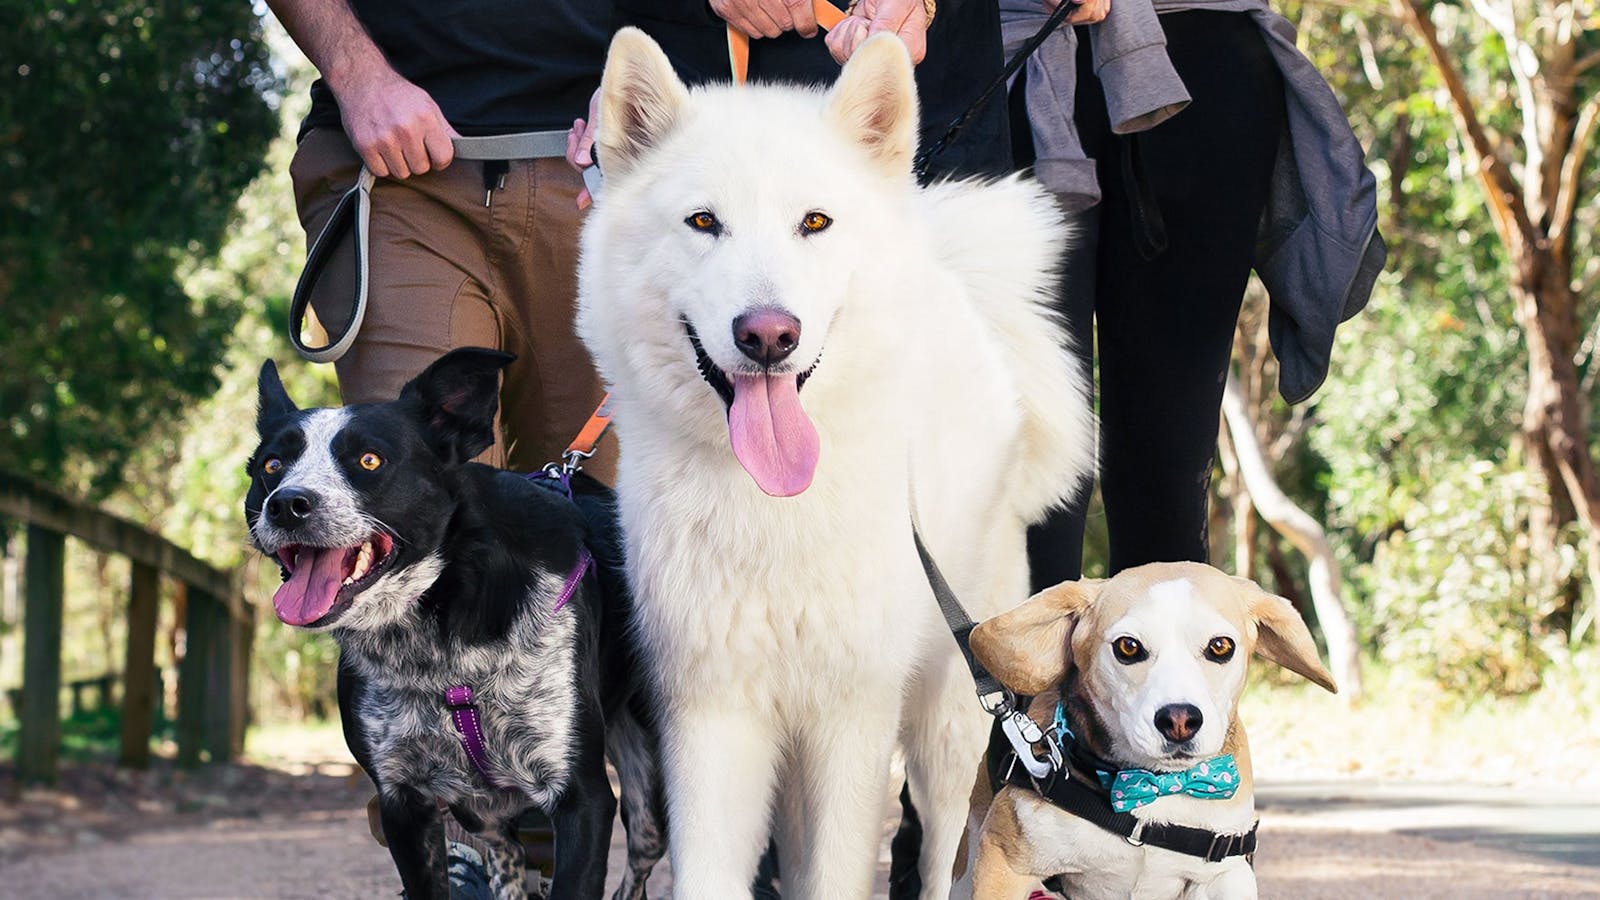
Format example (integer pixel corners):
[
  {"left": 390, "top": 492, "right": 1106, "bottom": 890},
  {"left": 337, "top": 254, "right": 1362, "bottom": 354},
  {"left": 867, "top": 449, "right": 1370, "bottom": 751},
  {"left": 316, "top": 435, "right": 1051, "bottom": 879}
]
[
  {"left": 563, "top": 394, "right": 613, "bottom": 468},
  {"left": 727, "top": 1, "right": 849, "bottom": 85}
]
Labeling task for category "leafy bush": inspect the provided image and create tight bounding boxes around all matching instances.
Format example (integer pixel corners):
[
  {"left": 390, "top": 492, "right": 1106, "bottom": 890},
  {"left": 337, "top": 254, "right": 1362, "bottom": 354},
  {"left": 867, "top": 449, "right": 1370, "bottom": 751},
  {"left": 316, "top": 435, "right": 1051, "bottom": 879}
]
[{"left": 1357, "top": 460, "right": 1580, "bottom": 694}]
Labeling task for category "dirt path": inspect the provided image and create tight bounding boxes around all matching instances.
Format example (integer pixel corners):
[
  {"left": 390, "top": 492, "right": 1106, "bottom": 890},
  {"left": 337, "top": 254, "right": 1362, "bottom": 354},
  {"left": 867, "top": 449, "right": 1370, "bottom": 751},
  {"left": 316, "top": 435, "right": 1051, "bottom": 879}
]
[{"left": 3, "top": 759, "right": 1597, "bottom": 898}]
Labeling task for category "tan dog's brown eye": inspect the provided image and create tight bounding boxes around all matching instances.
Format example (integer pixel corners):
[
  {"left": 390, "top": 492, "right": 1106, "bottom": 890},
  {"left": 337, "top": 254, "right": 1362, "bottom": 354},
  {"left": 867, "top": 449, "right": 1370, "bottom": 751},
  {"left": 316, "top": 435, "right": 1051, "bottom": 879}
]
[
  {"left": 262, "top": 457, "right": 283, "bottom": 476},
  {"left": 359, "top": 451, "right": 383, "bottom": 471},
  {"left": 1206, "top": 636, "right": 1236, "bottom": 662},
  {"left": 1112, "top": 636, "right": 1147, "bottom": 663},
  {"left": 685, "top": 211, "right": 721, "bottom": 234},
  {"left": 800, "top": 211, "right": 832, "bottom": 234}
]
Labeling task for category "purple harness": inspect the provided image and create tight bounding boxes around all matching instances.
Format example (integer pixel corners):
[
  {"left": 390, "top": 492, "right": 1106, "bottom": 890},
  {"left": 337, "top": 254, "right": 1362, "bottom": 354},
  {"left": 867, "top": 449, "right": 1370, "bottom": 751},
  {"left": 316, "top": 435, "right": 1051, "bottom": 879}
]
[{"left": 444, "top": 545, "right": 593, "bottom": 788}]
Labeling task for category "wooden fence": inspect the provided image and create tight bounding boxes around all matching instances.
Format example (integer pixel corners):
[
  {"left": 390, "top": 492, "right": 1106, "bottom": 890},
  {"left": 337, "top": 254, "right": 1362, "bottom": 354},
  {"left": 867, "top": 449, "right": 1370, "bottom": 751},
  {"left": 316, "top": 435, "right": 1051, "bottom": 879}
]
[{"left": 0, "top": 470, "right": 252, "bottom": 781}]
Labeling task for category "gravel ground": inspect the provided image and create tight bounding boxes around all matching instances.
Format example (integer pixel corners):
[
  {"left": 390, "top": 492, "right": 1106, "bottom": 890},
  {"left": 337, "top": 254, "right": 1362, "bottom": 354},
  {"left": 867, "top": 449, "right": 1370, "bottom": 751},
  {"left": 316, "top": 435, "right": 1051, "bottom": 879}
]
[
  {"left": 4, "top": 691, "right": 1597, "bottom": 899},
  {"left": 3, "top": 762, "right": 1597, "bottom": 898}
]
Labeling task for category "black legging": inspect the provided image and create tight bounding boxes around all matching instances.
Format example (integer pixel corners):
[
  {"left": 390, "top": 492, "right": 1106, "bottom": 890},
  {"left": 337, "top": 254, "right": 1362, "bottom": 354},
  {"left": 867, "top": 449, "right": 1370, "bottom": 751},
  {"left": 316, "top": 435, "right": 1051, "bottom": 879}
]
[{"left": 1027, "top": 10, "right": 1287, "bottom": 588}]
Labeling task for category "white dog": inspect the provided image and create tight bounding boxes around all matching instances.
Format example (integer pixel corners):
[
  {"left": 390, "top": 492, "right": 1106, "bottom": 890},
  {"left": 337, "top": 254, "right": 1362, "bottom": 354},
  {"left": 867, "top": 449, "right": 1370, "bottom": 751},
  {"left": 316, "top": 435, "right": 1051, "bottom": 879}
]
[{"left": 577, "top": 29, "right": 1094, "bottom": 899}]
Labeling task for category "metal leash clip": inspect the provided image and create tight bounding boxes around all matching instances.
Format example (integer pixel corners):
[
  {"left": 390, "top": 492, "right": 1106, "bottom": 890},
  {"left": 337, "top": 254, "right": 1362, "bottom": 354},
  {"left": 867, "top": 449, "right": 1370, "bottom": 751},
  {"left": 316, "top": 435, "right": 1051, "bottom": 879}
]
[{"left": 1001, "top": 708, "right": 1062, "bottom": 779}]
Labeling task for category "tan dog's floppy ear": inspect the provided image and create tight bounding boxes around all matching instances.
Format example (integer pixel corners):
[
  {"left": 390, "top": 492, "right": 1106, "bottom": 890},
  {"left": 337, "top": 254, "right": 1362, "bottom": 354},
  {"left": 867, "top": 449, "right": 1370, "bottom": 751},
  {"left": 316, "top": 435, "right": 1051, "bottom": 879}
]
[
  {"left": 969, "top": 581, "right": 1097, "bottom": 696},
  {"left": 824, "top": 33, "right": 920, "bottom": 177},
  {"left": 1232, "top": 577, "right": 1338, "bottom": 694},
  {"left": 597, "top": 28, "right": 690, "bottom": 178}
]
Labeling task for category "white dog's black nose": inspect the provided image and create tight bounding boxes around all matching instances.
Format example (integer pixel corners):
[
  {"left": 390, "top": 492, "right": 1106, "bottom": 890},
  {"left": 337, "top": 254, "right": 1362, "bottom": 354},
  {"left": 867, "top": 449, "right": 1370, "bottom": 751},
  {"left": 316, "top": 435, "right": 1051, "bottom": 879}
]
[
  {"left": 266, "top": 487, "right": 318, "bottom": 530},
  {"left": 1155, "top": 704, "right": 1203, "bottom": 743},
  {"left": 733, "top": 309, "right": 800, "bottom": 366}
]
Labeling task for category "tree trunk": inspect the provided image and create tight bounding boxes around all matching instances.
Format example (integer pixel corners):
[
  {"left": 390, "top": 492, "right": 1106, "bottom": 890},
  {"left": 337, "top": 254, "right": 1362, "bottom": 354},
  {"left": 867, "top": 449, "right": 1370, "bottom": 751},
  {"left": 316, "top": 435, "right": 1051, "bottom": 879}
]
[
  {"left": 1513, "top": 253, "right": 1600, "bottom": 637},
  {"left": 1221, "top": 374, "right": 1364, "bottom": 700}
]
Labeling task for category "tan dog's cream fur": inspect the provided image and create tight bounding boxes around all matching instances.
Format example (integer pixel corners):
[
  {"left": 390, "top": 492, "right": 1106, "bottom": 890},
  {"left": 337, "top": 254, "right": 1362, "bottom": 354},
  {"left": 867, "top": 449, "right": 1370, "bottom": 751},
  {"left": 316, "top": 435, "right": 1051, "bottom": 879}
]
[{"left": 961, "top": 562, "right": 1337, "bottom": 900}]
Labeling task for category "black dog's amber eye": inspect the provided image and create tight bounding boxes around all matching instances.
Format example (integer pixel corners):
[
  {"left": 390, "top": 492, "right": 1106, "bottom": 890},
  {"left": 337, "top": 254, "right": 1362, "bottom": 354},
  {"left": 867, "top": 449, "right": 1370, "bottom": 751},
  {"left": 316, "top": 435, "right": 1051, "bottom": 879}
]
[
  {"left": 1113, "top": 636, "right": 1147, "bottom": 663},
  {"left": 262, "top": 457, "right": 282, "bottom": 476},
  {"left": 800, "top": 211, "right": 832, "bottom": 234},
  {"left": 359, "top": 452, "right": 383, "bottom": 471},
  {"left": 685, "top": 211, "right": 720, "bottom": 234},
  {"left": 1205, "top": 636, "right": 1236, "bottom": 662}
]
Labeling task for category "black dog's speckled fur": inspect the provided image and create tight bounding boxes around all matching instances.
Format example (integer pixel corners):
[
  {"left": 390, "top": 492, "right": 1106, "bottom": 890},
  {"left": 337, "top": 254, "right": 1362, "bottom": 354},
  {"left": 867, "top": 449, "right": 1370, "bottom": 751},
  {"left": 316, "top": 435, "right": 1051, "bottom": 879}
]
[{"left": 245, "top": 350, "right": 665, "bottom": 900}]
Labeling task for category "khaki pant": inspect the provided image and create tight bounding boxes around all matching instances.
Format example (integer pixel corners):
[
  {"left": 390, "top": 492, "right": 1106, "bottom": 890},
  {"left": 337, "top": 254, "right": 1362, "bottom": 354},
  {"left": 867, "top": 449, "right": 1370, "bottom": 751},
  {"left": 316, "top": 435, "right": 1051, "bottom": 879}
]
[{"left": 289, "top": 128, "right": 615, "bottom": 482}]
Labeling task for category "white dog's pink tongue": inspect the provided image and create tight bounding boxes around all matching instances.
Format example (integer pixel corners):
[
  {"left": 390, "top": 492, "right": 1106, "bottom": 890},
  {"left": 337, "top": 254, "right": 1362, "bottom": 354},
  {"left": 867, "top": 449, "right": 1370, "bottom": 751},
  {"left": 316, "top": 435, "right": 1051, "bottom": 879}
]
[
  {"left": 273, "top": 548, "right": 347, "bottom": 626},
  {"left": 729, "top": 373, "right": 819, "bottom": 497}
]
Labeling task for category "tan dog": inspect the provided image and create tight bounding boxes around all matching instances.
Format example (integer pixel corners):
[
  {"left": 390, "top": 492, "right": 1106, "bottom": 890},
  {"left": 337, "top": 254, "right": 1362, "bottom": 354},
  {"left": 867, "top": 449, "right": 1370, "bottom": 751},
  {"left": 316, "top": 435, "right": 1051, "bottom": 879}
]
[{"left": 961, "top": 562, "right": 1337, "bottom": 900}]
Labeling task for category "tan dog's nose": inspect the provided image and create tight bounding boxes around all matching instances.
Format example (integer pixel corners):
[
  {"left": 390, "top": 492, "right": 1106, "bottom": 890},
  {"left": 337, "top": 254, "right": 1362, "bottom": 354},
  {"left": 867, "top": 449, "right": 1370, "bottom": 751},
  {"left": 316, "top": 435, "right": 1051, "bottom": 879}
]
[{"left": 1154, "top": 703, "right": 1203, "bottom": 743}]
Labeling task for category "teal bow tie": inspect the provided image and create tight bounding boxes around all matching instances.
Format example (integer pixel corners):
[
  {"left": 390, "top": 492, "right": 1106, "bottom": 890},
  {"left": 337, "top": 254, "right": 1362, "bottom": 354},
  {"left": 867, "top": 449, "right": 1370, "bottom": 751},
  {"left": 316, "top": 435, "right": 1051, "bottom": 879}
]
[{"left": 1096, "top": 755, "right": 1241, "bottom": 813}]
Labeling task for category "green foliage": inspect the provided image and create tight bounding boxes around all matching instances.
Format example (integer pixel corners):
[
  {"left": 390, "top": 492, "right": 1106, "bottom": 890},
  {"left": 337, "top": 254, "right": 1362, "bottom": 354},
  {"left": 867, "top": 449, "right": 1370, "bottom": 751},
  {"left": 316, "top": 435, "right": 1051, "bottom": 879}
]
[
  {"left": 1358, "top": 461, "right": 1579, "bottom": 694},
  {"left": 0, "top": 0, "right": 280, "bottom": 496}
]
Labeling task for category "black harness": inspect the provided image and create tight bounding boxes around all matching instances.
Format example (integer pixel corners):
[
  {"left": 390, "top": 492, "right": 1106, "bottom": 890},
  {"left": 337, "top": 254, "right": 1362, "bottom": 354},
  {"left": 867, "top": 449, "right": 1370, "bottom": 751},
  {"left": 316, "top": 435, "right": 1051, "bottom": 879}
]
[{"left": 914, "top": 529, "right": 1258, "bottom": 864}]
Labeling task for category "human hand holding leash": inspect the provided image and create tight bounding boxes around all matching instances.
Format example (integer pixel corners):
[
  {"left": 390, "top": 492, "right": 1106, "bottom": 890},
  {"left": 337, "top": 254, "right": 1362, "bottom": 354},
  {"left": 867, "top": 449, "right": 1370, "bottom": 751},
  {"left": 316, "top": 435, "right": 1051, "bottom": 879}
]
[
  {"left": 566, "top": 88, "right": 602, "bottom": 210},
  {"left": 335, "top": 63, "right": 460, "bottom": 179},
  {"left": 827, "top": 0, "right": 931, "bottom": 64},
  {"left": 1047, "top": 0, "right": 1111, "bottom": 26},
  {"left": 264, "top": 0, "right": 459, "bottom": 179},
  {"left": 712, "top": 0, "right": 821, "bottom": 38}
]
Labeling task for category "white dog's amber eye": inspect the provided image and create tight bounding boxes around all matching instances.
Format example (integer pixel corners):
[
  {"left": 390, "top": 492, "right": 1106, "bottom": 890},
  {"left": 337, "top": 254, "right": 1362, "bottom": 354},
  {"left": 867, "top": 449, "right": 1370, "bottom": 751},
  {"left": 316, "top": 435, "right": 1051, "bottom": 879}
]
[
  {"left": 800, "top": 211, "right": 832, "bottom": 234},
  {"left": 359, "top": 451, "right": 384, "bottom": 471},
  {"left": 1112, "top": 636, "right": 1147, "bottom": 663},
  {"left": 685, "top": 211, "right": 721, "bottom": 234},
  {"left": 262, "top": 457, "right": 282, "bottom": 476},
  {"left": 1205, "top": 636, "right": 1236, "bottom": 662}
]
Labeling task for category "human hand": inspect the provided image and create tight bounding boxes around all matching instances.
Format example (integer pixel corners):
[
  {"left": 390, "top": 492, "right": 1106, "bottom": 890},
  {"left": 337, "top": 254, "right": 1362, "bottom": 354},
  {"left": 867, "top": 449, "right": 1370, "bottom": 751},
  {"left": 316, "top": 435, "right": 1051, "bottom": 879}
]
[
  {"left": 565, "top": 88, "right": 602, "bottom": 210},
  {"left": 712, "top": 0, "right": 820, "bottom": 38},
  {"left": 1046, "top": 0, "right": 1111, "bottom": 25},
  {"left": 826, "top": 0, "right": 929, "bottom": 65},
  {"left": 332, "top": 61, "right": 458, "bottom": 179}
]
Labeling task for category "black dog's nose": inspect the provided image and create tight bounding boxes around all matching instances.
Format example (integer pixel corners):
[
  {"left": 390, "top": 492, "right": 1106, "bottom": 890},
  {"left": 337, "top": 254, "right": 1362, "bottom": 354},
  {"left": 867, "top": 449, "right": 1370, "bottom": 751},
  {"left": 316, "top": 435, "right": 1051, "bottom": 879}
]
[
  {"left": 266, "top": 487, "right": 318, "bottom": 530},
  {"left": 733, "top": 309, "right": 800, "bottom": 366},
  {"left": 1155, "top": 704, "right": 1203, "bottom": 743}
]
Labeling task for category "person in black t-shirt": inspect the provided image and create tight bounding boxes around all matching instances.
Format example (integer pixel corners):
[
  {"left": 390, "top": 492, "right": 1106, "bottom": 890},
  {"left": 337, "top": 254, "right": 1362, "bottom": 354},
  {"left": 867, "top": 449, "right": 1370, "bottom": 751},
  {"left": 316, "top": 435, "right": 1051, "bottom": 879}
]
[{"left": 268, "top": 0, "right": 617, "bottom": 481}]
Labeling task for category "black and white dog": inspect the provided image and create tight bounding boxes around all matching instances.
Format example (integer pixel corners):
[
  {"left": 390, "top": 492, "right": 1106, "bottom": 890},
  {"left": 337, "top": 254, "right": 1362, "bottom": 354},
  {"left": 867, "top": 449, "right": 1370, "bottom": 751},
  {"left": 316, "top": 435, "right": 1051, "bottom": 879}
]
[{"left": 245, "top": 348, "right": 664, "bottom": 900}]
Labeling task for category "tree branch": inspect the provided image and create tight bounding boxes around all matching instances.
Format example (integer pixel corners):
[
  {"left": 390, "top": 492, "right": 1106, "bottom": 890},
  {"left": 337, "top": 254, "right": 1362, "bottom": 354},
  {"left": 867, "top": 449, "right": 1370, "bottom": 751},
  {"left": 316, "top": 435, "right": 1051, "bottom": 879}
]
[
  {"left": 1551, "top": 90, "right": 1600, "bottom": 258},
  {"left": 1396, "top": 0, "right": 1542, "bottom": 250}
]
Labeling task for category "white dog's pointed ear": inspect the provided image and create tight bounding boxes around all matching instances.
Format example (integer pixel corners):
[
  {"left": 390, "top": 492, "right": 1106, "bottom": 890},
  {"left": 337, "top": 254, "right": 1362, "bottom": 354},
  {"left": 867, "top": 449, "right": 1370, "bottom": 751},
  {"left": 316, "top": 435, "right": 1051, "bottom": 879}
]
[
  {"left": 597, "top": 27, "right": 689, "bottom": 178},
  {"left": 824, "top": 32, "right": 919, "bottom": 177},
  {"left": 1233, "top": 576, "right": 1338, "bottom": 694},
  {"left": 970, "top": 580, "right": 1099, "bottom": 696}
]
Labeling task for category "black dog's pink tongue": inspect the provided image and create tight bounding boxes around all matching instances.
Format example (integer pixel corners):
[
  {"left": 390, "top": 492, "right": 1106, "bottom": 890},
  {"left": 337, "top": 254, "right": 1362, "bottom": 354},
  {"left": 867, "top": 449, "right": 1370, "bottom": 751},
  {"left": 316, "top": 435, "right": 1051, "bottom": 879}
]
[
  {"left": 728, "top": 372, "right": 820, "bottom": 497},
  {"left": 273, "top": 547, "right": 347, "bottom": 626}
]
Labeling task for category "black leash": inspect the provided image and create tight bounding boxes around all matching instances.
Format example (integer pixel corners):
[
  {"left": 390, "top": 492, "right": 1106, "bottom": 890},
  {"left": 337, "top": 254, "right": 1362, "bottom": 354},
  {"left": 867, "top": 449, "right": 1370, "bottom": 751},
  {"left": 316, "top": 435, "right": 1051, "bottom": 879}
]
[
  {"left": 913, "top": 0, "right": 1078, "bottom": 179},
  {"left": 912, "top": 527, "right": 1010, "bottom": 709}
]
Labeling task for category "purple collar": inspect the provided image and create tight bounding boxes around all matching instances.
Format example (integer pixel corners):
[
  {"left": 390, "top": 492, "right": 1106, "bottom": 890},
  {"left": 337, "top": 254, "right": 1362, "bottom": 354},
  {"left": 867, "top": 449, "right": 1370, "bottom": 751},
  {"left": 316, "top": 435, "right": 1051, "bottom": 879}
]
[{"left": 445, "top": 548, "right": 593, "bottom": 787}]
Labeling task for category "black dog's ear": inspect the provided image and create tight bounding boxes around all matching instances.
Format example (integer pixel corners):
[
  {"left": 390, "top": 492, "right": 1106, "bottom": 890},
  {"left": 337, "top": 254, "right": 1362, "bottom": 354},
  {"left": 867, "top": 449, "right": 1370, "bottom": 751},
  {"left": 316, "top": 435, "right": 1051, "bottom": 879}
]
[
  {"left": 398, "top": 348, "right": 516, "bottom": 464},
  {"left": 257, "top": 360, "right": 298, "bottom": 430}
]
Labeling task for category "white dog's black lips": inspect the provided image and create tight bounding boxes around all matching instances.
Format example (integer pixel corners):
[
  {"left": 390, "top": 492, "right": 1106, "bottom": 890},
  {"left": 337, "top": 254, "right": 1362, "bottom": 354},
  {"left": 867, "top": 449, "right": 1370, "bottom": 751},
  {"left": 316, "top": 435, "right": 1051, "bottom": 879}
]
[{"left": 681, "top": 318, "right": 818, "bottom": 410}]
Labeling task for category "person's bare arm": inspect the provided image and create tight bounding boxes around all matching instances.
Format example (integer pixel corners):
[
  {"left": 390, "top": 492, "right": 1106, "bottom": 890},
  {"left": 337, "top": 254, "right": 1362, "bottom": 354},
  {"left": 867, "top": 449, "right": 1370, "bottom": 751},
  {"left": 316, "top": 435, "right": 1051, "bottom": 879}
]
[{"left": 265, "top": 0, "right": 456, "bottom": 178}]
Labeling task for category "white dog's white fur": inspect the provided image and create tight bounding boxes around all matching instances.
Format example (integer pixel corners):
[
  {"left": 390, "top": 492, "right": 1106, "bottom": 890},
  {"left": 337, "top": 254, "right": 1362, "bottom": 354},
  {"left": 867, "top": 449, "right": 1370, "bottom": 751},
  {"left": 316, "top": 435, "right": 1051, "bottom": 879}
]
[{"left": 577, "top": 29, "right": 1094, "bottom": 899}]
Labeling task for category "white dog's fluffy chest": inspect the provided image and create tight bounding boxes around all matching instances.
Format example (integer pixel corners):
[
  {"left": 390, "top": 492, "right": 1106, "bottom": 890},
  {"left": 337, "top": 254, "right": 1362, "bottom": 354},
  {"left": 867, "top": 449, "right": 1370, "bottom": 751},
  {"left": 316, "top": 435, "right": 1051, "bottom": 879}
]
[{"left": 622, "top": 454, "right": 937, "bottom": 707}]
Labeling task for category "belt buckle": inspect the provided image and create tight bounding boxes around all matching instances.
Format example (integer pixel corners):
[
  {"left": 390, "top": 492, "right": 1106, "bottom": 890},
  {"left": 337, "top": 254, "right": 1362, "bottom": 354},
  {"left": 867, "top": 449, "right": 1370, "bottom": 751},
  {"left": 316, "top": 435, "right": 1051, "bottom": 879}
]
[{"left": 1125, "top": 818, "right": 1146, "bottom": 847}]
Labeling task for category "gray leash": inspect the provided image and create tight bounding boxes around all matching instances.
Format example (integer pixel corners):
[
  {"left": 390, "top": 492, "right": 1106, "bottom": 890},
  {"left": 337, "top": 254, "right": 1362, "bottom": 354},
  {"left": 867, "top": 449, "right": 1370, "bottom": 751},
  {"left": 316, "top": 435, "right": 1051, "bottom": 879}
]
[
  {"left": 288, "top": 130, "right": 571, "bottom": 363},
  {"left": 911, "top": 527, "right": 1012, "bottom": 713}
]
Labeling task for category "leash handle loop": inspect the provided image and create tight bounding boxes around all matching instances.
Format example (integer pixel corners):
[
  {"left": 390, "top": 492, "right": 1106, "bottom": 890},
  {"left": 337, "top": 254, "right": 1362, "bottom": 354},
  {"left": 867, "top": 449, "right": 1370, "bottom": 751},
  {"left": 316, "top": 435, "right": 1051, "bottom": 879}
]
[{"left": 289, "top": 167, "right": 375, "bottom": 363}]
